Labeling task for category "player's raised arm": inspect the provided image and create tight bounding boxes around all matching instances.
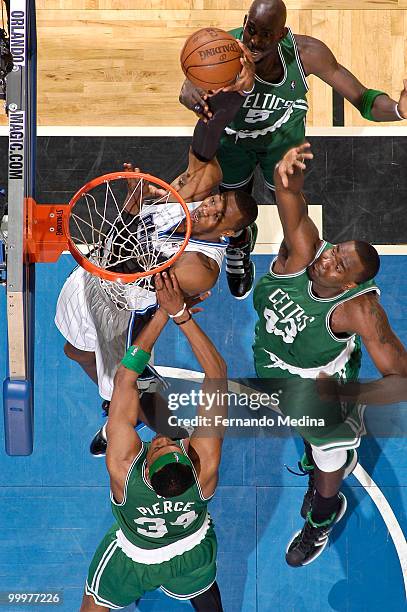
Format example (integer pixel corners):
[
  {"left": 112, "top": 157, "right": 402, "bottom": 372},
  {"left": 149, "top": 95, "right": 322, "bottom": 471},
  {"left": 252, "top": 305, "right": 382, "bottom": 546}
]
[
  {"left": 155, "top": 271, "right": 228, "bottom": 498},
  {"left": 298, "top": 36, "right": 407, "bottom": 122},
  {"left": 332, "top": 292, "right": 407, "bottom": 378},
  {"left": 170, "top": 147, "right": 223, "bottom": 203},
  {"left": 273, "top": 143, "right": 320, "bottom": 271},
  {"left": 106, "top": 305, "right": 169, "bottom": 501},
  {"left": 122, "top": 162, "right": 168, "bottom": 214}
]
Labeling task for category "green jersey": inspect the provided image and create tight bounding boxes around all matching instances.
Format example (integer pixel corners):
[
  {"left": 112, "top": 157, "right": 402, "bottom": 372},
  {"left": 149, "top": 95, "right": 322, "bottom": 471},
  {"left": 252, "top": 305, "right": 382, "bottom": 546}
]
[
  {"left": 253, "top": 242, "right": 380, "bottom": 380},
  {"left": 226, "top": 27, "right": 308, "bottom": 143},
  {"left": 111, "top": 440, "right": 211, "bottom": 558}
]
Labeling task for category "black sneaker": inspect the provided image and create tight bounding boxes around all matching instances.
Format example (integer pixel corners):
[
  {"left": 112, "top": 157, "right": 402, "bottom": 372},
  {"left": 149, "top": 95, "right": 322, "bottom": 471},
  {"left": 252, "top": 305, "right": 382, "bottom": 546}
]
[
  {"left": 297, "top": 453, "right": 316, "bottom": 520},
  {"left": 89, "top": 366, "right": 166, "bottom": 456},
  {"left": 285, "top": 492, "right": 347, "bottom": 567},
  {"left": 299, "top": 449, "right": 358, "bottom": 518},
  {"left": 89, "top": 423, "right": 107, "bottom": 456},
  {"left": 89, "top": 401, "right": 110, "bottom": 457},
  {"left": 226, "top": 225, "right": 256, "bottom": 300},
  {"left": 138, "top": 363, "right": 169, "bottom": 393}
]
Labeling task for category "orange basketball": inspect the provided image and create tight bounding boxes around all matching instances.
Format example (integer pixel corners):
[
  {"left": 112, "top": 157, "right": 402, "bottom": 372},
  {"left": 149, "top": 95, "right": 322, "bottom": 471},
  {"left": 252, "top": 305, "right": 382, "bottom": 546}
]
[{"left": 180, "top": 28, "right": 242, "bottom": 91}]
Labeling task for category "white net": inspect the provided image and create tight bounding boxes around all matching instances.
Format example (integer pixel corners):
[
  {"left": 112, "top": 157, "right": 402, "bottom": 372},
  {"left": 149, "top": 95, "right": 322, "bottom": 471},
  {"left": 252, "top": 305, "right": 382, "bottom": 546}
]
[{"left": 68, "top": 174, "right": 190, "bottom": 310}]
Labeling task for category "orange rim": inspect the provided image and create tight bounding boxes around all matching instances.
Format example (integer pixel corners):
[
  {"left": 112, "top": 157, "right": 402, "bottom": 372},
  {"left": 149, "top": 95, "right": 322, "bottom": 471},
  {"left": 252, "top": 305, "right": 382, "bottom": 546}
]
[{"left": 64, "top": 172, "right": 192, "bottom": 283}]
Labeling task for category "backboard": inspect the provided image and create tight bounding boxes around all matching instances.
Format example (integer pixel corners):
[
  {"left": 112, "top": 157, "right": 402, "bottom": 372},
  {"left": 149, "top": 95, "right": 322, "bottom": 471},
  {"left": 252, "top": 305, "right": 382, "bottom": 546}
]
[{"left": 2, "top": 0, "right": 36, "bottom": 455}]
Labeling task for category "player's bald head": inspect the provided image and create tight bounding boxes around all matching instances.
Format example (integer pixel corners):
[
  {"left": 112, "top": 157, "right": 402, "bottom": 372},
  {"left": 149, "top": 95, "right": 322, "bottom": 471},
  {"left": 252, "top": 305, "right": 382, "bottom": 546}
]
[{"left": 248, "top": 0, "right": 287, "bottom": 29}]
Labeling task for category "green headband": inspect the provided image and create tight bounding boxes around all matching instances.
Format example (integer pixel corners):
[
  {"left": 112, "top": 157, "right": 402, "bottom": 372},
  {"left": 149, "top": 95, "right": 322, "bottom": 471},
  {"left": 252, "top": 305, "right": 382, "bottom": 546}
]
[{"left": 149, "top": 451, "right": 192, "bottom": 479}]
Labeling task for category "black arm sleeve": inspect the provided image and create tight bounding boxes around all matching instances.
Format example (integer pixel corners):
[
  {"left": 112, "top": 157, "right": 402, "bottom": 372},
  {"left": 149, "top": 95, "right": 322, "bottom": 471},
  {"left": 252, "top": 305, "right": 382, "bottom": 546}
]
[{"left": 192, "top": 91, "right": 245, "bottom": 162}]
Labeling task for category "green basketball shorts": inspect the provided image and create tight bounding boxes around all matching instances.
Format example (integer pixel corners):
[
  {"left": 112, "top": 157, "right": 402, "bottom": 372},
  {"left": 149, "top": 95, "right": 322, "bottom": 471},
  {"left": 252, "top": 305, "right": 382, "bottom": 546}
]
[
  {"left": 85, "top": 523, "right": 218, "bottom": 609},
  {"left": 218, "top": 119, "right": 306, "bottom": 191},
  {"left": 251, "top": 375, "right": 365, "bottom": 452}
]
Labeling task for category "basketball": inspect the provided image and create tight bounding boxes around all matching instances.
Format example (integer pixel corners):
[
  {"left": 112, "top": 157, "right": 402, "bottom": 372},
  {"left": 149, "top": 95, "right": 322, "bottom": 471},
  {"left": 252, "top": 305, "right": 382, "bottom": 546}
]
[{"left": 180, "top": 28, "right": 242, "bottom": 91}]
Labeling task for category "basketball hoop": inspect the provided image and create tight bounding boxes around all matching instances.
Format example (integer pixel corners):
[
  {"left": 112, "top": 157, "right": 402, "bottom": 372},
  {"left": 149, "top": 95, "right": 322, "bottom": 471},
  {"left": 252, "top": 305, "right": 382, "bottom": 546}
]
[{"left": 26, "top": 172, "right": 192, "bottom": 309}]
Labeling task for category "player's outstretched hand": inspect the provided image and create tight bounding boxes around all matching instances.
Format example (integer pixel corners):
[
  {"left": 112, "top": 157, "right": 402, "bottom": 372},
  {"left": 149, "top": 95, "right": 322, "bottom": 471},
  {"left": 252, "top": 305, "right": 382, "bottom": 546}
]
[
  {"left": 123, "top": 163, "right": 167, "bottom": 209},
  {"left": 396, "top": 79, "right": 407, "bottom": 119},
  {"left": 185, "top": 291, "right": 211, "bottom": 314},
  {"left": 275, "top": 143, "right": 313, "bottom": 189},
  {"left": 155, "top": 271, "right": 210, "bottom": 316},
  {"left": 155, "top": 271, "right": 186, "bottom": 317},
  {"left": 220, "top": 42, "right": 255, "bottom": 95},
  {"left": 179, "top": 80, "right": 213, "bottom": 123}
]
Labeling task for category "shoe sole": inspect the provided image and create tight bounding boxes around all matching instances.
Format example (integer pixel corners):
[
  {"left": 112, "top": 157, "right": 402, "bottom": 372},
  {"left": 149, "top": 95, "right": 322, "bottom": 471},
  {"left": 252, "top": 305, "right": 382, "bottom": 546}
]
[
  {"left": 90, "top": 424, "right": 107, "bottom": 457},
  {"left": 233, "top": 262, "right": 256, "bottom": 301},
  {"left": 287, "top": 492, "right": 347, "bottom": 567},
  {"left": 286, "top": 530, "right": 329, "bottom": 566},
  {"left": 90, "top": 421, "right": 147, "bottom": 457}
]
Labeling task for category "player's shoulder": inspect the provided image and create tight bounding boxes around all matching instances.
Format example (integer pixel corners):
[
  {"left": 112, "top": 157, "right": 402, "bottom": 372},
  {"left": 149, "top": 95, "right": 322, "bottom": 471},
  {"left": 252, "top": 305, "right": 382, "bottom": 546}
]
[
  {"left": 333, "top": 289, "right": 381, "bottom": 334},
  {"left": 177, "top": 249, "right": 212, "bottom": 267},
  {"left": 344, "top": 289, "right": 380, "bottom": 312},
  {"left": 293, "top": 34, "right": 334, "bottom": 69}
]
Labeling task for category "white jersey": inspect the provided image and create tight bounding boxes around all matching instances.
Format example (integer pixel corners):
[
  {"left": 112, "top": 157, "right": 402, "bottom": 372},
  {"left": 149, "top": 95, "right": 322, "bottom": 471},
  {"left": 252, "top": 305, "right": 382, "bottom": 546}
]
[
  {"left": 99, "top": 200, "right": 227, "bottom": 311},
  {"left": 139, "top": 199, "right": 226, "bottom": 270},
  {"left": 55, "top": 200, "right": 227, "bottom": 399}
]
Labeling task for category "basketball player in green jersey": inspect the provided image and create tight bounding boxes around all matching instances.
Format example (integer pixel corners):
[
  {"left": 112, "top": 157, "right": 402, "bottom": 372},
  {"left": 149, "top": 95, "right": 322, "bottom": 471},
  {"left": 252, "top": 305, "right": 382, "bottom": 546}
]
[
  {"left": 252, "top": 142, "right": 407, "bottom": 567},
  {"left": 81, "top": 271, "right": 227, "bottom": 611},
  {"left": 180, "top": 0, "right": 407, "bottom": 300}
]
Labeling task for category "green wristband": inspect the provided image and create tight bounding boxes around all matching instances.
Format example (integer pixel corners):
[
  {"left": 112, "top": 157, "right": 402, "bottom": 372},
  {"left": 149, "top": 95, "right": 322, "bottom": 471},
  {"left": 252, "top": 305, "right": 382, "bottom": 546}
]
[
  {"left": 121, "top": 346, "right": 151, "bottom": 374},
  {"left": 360, "top": 89, "right": 387, "bottom": 121}
]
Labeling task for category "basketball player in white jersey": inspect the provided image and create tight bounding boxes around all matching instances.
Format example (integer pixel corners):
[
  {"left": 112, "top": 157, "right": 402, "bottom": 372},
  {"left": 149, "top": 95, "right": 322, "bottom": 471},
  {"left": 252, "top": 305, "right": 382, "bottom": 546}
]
[{"left": 54, "top": 147, "right": 258, "bottom": 451}]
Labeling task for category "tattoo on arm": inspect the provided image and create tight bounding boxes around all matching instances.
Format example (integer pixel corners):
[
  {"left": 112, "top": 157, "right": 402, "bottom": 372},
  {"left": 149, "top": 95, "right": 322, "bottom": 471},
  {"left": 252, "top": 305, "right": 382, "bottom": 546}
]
[{"left": 368, "top": 299, "right": 404, "bottom": 357}]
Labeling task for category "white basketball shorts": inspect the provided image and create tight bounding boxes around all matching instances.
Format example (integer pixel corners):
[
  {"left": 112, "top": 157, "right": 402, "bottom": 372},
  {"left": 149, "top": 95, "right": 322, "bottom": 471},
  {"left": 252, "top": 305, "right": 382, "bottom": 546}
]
[{"left": 54, "top": 266, "right": 155, "bottom": 400}]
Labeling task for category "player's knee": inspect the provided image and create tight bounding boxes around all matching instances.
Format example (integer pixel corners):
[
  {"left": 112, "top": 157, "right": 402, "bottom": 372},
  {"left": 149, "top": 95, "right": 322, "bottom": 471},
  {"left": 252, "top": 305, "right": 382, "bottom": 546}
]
[
  {"left": 64, "top": 342, "right": 96, "bottom": 367},
  {"left": 311, "top": 445, "right": 347, "bottom": 472}
]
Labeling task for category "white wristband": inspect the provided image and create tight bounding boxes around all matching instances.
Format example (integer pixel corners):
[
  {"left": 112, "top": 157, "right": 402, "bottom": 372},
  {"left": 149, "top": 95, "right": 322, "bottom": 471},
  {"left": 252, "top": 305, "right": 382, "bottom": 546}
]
[
  {"left": 395, "top": 103, "right": 404, "bottom": 120},
  {"left": 168, "top": 303, "right": 187, "bottom": 319},
  {"left": 242, "top": 83, "right": 255, "bottom": 96}
]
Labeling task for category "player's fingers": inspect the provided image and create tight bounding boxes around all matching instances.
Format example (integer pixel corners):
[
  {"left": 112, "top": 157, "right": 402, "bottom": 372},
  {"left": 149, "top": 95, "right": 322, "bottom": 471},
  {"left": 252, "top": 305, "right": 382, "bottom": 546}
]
[
  {"left": 154, "top": 273, "right": 163, "bottom": 290},
  {"left": 198, "top": 290, "right": 211, "bottom": 302},
  {"left": 294, "top": 160, "right": 306, "bottom": 170},
  {"left": 403, "top": 78, "right": 407, "bottom": 90},
  {"left": 206, "top": 88, "right": 221, "bottom": 97},
  {"left": 151, "top": 186, "right": 167, "bottom": 198},
  {"left": 161, "top": 270, "right": 172, "bottom": 291},
  {"left": 279, "top": 169, "right": 288, "bottom": 188},
  {"left": 218, "top": 83, "right": 233, "bottom": 92},
  {"left": 169, "top": 270, "right": 181, "bottom": 292},
  {"left": 188, "top": 290, "right": 211, "bottom": 308},
  {"left": 237, "top": 40, "right": 250, "bottom": 55},
  {"left": 193, "top": 102, "right": 203, "bottom": 114},
  {"left": 193, "top": 107, "right": 212, "bottom": 122},
  {"left": 159, "top": 271, "right": 170, "bottom": 296},
  {"left": 298, "top": 142, "right": 311, "bottom": 152},
  {"left": 193, "top": 101, "right": 209, "bottom": 114}
]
